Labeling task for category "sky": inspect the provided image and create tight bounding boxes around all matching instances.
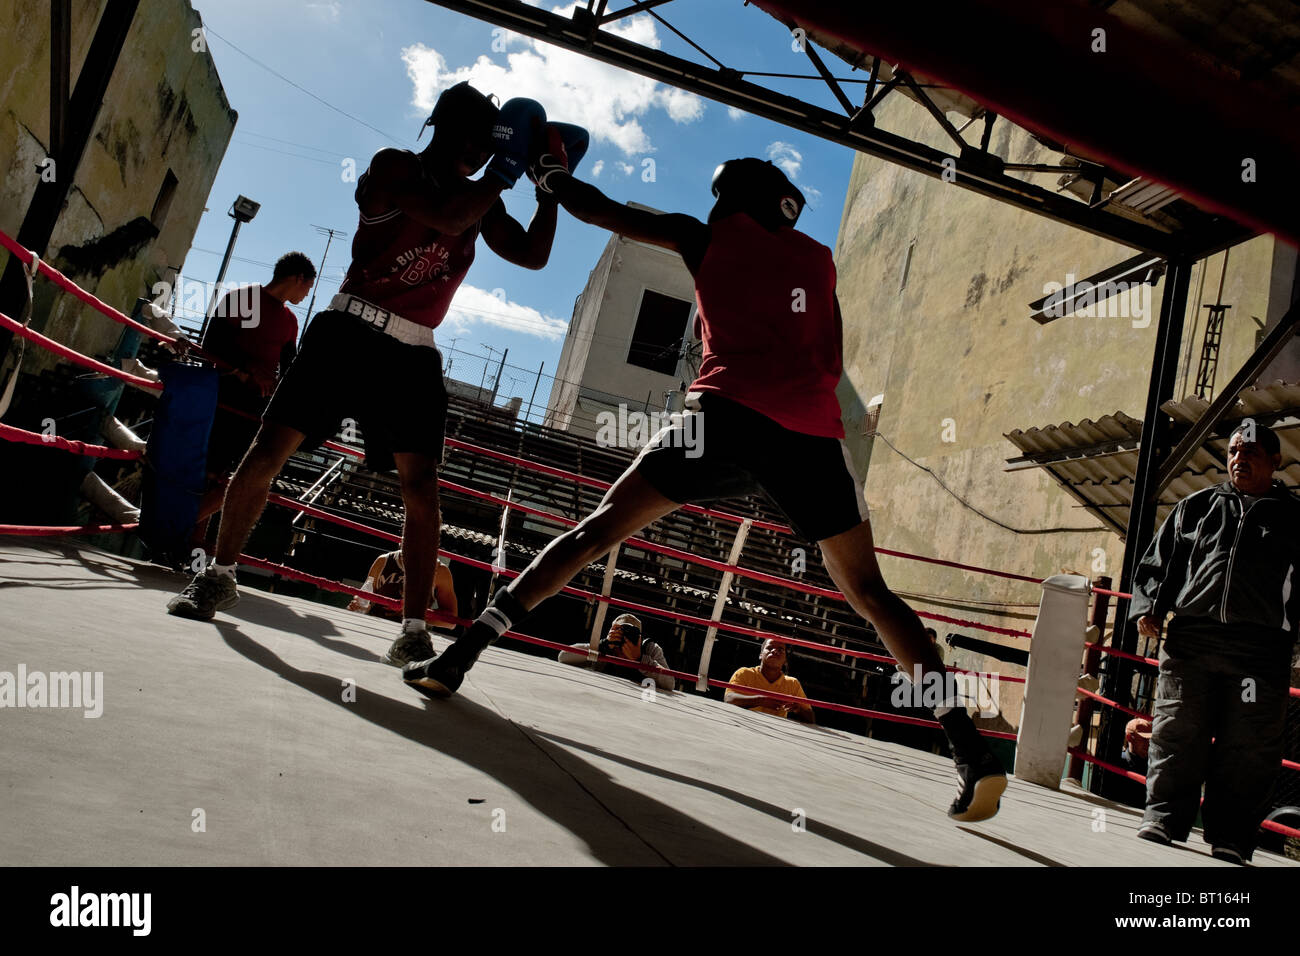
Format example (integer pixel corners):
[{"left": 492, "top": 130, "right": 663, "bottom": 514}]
[{"left": 186, "top": 0, "right": 861, "bottom": 389}]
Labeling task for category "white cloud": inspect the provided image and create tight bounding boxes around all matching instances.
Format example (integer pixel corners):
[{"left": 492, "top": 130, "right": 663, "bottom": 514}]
[
  {"left": 764, "top": 140, "right": 820, "bottom": 208},
  {"left": 590, "top": 159, "right": 605, "bottom": 178},
  {"left": 616, "top": 161, "right": 634, "bottom": 176},
  {"left": 305, "top": 1, "right": 341, "bottom": 22},
  {"left": 765, "top": 141, "right": 802, "bottom": 179},
  {"left": 727, "top": 106, "right": 745, "bottom": 121},
  {"left": 443, "top": 284, "right": 567, "bottom": 340},
  {"left": 401, "top": 3, "right": 704, "bottom": 156}
]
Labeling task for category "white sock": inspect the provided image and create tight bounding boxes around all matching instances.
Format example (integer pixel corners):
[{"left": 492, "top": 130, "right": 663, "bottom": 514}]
[
  {"left": 479, "top": 606, "right": 512, "bottom": 637},
  {"left": 401, "top": 618, "right": 426, "bottom": 633},
  {"left": 211, "top": 562, "right": 237, "bottom": 579}
]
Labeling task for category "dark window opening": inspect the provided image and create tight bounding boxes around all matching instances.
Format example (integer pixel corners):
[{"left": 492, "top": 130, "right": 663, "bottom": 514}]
[
  {"left": 151, "top": 169, "right": 179, "bottom": 229},
  {"left": 627, "top": 289, "right": 692, "bottom": 375}
]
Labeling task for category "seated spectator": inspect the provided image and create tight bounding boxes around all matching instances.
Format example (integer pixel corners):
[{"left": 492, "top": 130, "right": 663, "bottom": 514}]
[
  {"left": 725, "top": 639, "right": 815, "bottom": 723},
  {"left": 1122, "top": 717, "right": 1152, "bottom": 774},
  {"left": 557, "top": 614, "right": 674, "bottom": 691},
  {"left": 1108, "top": 716, "right": 1154, "bottom": 809},
  {"left": 349, "top": 551, "right": 458, "bottom": 630}
]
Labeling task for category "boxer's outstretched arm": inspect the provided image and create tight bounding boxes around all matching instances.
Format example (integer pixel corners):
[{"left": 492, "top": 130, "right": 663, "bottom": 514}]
[{"left": 549, "top": 173, "right": 709, "bottom": 271}]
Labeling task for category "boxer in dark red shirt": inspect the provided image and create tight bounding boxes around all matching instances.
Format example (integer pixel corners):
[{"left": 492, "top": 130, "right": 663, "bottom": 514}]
[
  {"left": 407, "top": 157, "right": 1008, "bottom": 822},
  {"left": 169, "top": 83, "right": 581, "bottom": 672},
  {"left": 195, "top": 252, "right": 315, "bottom": 533}
]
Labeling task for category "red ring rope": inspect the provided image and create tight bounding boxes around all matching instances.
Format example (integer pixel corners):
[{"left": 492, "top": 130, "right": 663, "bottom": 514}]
[
  {"left": 427, "top": 473, "right": 1035, "bottom": 639},
  {"left": 0, "top": 522, "right": 137, "bottom": 535},
  {"left": 441, "top": 436, "right": 795, "bottom": 534},
  {"left": 1092, "top": 587, "right": 1132, "bottom": 598},
  {"left": 262, "top": 487, "right": 1025, "bottom": 681},
  {"left": 0, "top": 312, "right": 161, "bottom": 389},
  {"left": 0, "top": 227, "right": 232, "bottom": 368},
  {"left": 234, "top": 553, "right": 1018, "bottom": 737},
  {"left": 0, "top": 423, "right": 142, "bottom": 460},
  {"left": 1084, "top": 641, "right": 1158, "bottom": 667},
  {"left": 1066, "top": 746, "right": 1300, "bottom": 839},
  {"left": 1075, "top": 686, "right": 1151, "bottom": 721}
]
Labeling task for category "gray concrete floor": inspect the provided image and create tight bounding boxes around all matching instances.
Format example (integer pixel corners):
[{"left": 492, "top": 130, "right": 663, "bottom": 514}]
[{"left": 1, "top": 537, "right": 1294, "bottom": 867}]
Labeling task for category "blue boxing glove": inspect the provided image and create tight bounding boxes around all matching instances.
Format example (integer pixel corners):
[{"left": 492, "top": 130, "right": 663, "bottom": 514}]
[
  {"left": 530, "top": 122, "right": 590, "bottom": 193},
  {"left": 486, "top": 98, "right": 547, "bottom": 188}
]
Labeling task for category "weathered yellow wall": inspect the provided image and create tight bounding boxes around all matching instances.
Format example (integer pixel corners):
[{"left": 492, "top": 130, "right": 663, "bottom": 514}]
[
  {"left": 0, "top": 0, "right": 235, "bottom": 368},
  {"left": 833, "top": 94, "right": 1293, "bottom": 730}
]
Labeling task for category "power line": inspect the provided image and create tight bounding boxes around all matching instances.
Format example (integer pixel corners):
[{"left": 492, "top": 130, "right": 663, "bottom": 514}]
[
  {"left": 238, "top": 130, "right": 352, "bottom": 159},
  {"left": 202, "top": 24, "right": 401, "bottom": 143},
  {"left": 872, "top": 432, "right": 1107, "bottom": 535},
  {"left": 234, "top": 140, "right": 343, "bottom": 168}
]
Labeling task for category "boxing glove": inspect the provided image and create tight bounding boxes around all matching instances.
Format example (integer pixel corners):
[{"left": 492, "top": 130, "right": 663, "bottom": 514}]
[
  {"left": 486, "top": 98, "right": 547, "bottom": 188},
  {"left": 530, "top": 122, "right": 591, "bottom": 193}
]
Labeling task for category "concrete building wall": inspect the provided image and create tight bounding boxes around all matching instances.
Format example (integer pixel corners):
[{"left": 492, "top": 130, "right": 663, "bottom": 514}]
[
  {"left": 0, "top": 0, "right": 236, "bottom": 370},
  {"left": 833, "top": 94, "right": 1295, "bottom": 728},
  {"left": 546, "top": 224, "right": 696, "bottom": 439},
  {"left": 546, "top": 237, "right": 613, "bottom": 431}
]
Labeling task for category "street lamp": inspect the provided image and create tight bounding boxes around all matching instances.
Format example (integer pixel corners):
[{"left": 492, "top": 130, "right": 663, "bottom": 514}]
[{"left": 199, "top": 195, "right": 260, "bottom": 342}]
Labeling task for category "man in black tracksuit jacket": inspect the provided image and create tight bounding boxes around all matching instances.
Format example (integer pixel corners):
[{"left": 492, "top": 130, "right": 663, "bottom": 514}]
[{"left": 1129, "top": 421, "right": 1300, "bottom": 862}]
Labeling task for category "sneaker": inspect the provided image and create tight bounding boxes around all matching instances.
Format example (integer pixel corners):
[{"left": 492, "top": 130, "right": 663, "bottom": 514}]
[
  {"left": 166, "top": 568, "right": 238, "bottom": 620},
  {"left": 948, "top": 752, "right": 1007, "bottom": 822},
  {"left": 402, "top": 621, "right": 494, "bottom": 698},
  {"left": 383, "top": 628, "right": 434, "bottom": 668},
  {"left": 1137, "top": 822, "right": 1172, "bottom": 845},
  {"left": 1211, "top": 845, "right": 1244, "bottom": 864}
]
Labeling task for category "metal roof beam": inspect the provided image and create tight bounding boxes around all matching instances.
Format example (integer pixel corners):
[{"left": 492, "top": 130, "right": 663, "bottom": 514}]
[
  {"left": 421, "top": 0, "right": 1183, "bottom": 256},
  {"left": 801, "top": 40, "right": 855, "bottom": 116}
]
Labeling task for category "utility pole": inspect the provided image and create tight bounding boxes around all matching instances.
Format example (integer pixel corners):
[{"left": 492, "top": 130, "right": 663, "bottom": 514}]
[
  {"left": 479, "top": 344, "right": 502, "bottom": 403},
  {"left": 488, "top": 348, "right": 509, "bottom": 405},
  {"left": 199, "top": 195, "right": 260, "bottom": 342},
  {"left": 302, "top": 224, "right": 348, "bottom": 342},
  {"left": 525, "top": 361, "right": 544, "bottom": 423}
]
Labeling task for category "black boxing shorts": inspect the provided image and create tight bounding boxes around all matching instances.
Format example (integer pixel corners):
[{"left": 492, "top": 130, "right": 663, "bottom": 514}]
[
  {"left": 631, "top": 392, "right": 869, "bottom": 542},
  {"left": 262, "top": 309, "right": 448, "bottom": 472}
]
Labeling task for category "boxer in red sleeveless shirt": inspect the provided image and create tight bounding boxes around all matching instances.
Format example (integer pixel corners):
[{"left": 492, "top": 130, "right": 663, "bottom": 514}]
[
  {"left": 169, "top": 83, "right": 573, "bottom": 672},
  {"left": 408, "top": 157, "right": 1008, "bottom": 823}
]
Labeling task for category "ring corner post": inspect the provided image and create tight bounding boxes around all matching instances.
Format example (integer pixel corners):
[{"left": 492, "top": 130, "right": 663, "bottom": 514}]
[{"left": 1015, "top": 573, "right": 1091, "bottom": 789}]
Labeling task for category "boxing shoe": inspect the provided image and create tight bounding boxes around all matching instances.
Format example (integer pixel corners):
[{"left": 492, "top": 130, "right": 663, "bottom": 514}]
[
  {"left": 1136, "top": 821, "right": 1172, "bottom": 845},
  {"left": 383, "top": 626, "right": 435, "bottom": 669},
  {"left": 936, "top": 706, "right": 1007, "bottom": 821},
  {"left": 402, "top": 620, "right": 497, "bottom": 698},
  {"left": 167, "top": 566, "right": 238, "bottom": 620},
  {"left": 948, "top": 751, "right": 1007, "bottom": 822},
  {"left": 486, "top": 98, "right": 547, "bottom": 188},
  {"left": 1211, "top": 845, "right": 1245, "bottom": 865}
]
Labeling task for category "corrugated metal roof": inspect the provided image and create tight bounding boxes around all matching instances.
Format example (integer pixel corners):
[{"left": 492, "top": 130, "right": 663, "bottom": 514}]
[{"left": 1004, "top": 381, "right": 1300, "bottom": 537}]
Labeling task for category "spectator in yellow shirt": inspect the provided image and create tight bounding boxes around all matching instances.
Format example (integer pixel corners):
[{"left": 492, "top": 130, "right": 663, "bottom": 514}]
[{"left": 725, "top": 639, "right": 815, "bottom": 723}]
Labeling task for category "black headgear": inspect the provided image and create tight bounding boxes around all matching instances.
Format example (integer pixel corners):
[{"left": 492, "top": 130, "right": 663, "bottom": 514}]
[
  {"left": 419, "top": 81, "right": 499, "bottom": 147},
  {"left": 709, "top": 158, "right": 806, "bottom": 228}
]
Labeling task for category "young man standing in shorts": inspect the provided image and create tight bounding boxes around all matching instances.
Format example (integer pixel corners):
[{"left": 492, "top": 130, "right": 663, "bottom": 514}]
[
  {"left": 168, "top": 83, "right": 579, "bottom": 669},
  {"left": 404, "top": 156, "right": 1007, "bottom": 822}
]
